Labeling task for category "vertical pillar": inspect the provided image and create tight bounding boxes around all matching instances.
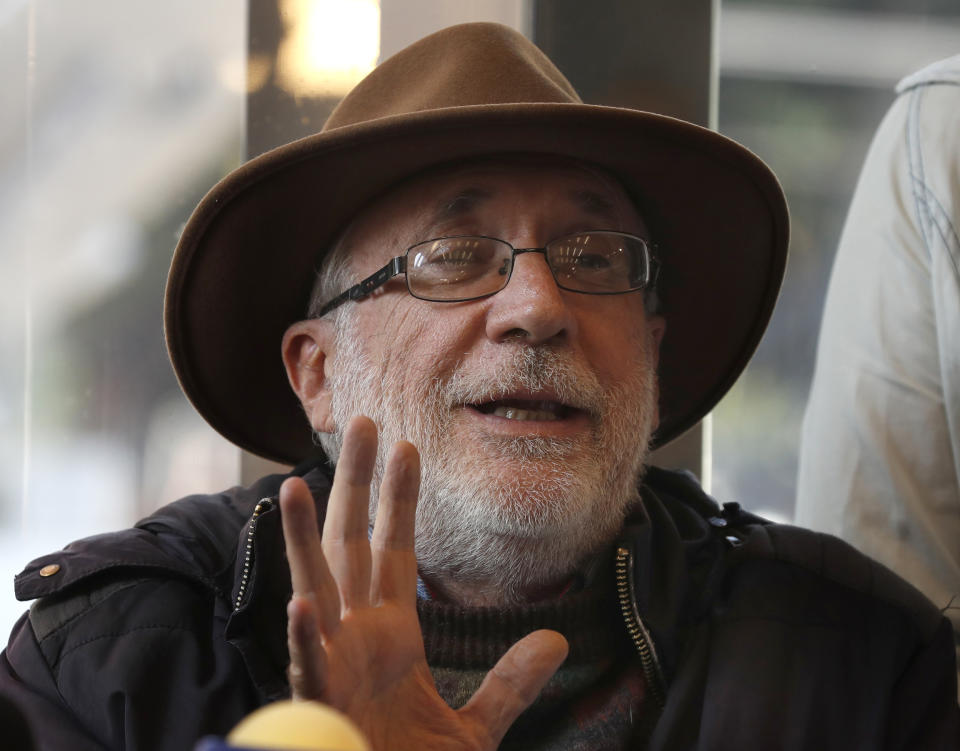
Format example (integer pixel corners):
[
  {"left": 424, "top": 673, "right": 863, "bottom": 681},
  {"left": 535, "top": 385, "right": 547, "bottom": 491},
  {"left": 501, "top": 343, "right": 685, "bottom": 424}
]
[{"left": 532, "top": 0, "right": 714, "bottom": 126}]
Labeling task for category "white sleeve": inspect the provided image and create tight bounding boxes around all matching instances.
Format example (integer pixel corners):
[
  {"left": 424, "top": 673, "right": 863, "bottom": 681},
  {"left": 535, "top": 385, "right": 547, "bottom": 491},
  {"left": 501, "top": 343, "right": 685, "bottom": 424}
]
[{"left": 796, "top": 63, "right": 960, "bottom": 649}]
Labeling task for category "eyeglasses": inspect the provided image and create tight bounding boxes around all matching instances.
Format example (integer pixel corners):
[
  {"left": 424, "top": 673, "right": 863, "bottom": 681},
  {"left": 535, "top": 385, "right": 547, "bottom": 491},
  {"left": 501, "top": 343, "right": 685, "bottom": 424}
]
[{"left": 315, "top": 230, "right": 658, "bottom": 318}]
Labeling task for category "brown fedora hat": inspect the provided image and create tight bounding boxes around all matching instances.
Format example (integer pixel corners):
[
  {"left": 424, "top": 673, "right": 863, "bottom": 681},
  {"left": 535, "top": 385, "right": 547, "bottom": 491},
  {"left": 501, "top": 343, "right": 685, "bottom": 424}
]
[{"left": 165, "top": 22, "right": 788, "bottom": 465}]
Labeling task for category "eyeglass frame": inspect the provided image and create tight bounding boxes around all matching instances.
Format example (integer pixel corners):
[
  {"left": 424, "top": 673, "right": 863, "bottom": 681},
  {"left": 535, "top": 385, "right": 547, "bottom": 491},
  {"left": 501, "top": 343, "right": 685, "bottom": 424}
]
[{"left": 314, "top": 230, "right": 660, "bottom": 318}]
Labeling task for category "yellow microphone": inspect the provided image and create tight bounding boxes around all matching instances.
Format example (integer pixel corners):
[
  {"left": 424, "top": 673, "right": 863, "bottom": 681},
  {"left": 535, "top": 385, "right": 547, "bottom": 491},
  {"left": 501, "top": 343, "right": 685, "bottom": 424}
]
[{"left": 195, "top": 700, "right": 370, "bottom": 751}]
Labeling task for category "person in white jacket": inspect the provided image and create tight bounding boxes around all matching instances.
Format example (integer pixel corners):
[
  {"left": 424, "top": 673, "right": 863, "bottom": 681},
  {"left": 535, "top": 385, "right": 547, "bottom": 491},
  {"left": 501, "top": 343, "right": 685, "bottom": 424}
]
[{"left": 797, "top": 54, "right": 960, "bottom": 681}]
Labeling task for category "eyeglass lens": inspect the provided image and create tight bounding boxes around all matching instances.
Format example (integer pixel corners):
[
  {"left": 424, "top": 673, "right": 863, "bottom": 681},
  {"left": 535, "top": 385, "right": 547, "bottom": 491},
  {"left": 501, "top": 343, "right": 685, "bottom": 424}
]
[{"left": 406, "top": 232, "right": 649, "bottom": 301}]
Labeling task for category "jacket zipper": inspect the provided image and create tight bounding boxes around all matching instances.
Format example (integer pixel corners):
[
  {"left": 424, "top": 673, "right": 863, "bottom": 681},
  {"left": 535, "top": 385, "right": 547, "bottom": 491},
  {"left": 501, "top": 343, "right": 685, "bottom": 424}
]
[
  {"left": 234, "top": 498, "right": 274, "bottom": 610},
  {"left": 615, "top": 545, "right": 666, "bottom": 709}
]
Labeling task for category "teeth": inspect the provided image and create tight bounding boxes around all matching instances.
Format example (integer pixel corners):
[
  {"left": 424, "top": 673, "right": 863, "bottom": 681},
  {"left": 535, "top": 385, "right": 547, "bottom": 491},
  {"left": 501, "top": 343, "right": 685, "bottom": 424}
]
[{"left": 492, "top": 406, "right": 559, "bottom": 421}]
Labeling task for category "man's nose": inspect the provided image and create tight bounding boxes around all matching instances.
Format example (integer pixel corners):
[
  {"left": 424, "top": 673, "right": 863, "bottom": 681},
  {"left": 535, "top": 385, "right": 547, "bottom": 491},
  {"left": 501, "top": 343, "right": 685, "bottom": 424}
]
[{"left": 484, "top": 250, "right": 577, "bottom": 344}]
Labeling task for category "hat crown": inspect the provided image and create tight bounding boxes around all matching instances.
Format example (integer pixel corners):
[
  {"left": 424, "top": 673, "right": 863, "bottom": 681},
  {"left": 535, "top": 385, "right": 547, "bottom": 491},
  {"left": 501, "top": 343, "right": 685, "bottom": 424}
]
[{"left": 324, "top": 22, "right": 583, "bottom": 132}]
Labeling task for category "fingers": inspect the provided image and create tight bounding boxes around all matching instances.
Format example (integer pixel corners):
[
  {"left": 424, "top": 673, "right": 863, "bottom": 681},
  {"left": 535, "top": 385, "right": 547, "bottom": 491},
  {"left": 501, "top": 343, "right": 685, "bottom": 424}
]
[
  {"left": 283, "top": 415, "right": 426, "bottom": 712},
  {"left": 322, "top": 416, "right": 378, "bottom": 610},
  {"left": 281, "top": 476, "right": 339, "bottom": 702},
  {"left": 280, "top": 476, "right": 341, "bottom": 633},
  {"left": 460, "top": 630, "right": 569, "bottom": 745},
  {"left": 287, "top": 595, "right": 329, "bottom": 700},
  {"left": 370, "top": 440, "right": 421, "bottom": 605}
]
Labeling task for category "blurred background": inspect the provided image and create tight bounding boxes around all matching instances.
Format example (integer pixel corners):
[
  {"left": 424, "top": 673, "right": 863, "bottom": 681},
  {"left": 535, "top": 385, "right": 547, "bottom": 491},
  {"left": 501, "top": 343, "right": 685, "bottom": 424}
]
[{"left": 1, "top": 0, "right": 958, "bottom": 634}]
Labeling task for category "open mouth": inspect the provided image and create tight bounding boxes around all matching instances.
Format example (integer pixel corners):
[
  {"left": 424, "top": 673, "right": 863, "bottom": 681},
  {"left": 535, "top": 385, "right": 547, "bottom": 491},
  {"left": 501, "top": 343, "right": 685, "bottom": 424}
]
[{"left": 470, "top": 399, "right": 575, "bottom": 422}]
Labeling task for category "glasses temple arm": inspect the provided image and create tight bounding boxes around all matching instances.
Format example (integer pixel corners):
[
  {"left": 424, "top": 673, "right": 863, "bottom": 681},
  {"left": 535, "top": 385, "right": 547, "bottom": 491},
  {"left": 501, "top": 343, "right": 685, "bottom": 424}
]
[{"left": 316, "top": 256, "right": 406, "bottom": 318}]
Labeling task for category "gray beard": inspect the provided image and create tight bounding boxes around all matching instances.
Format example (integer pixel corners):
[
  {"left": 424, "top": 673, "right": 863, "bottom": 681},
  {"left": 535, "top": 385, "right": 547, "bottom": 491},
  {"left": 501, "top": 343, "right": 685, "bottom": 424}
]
[{"left": 317, "top": 316, "right": 658, "bottom": 605}]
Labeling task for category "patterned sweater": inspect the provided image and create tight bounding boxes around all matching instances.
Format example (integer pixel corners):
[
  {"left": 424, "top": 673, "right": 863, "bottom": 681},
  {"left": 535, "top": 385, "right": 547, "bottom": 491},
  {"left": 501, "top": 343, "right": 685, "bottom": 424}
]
[{"left": 418, "top": 550, "right": 654, "bottom": 749}]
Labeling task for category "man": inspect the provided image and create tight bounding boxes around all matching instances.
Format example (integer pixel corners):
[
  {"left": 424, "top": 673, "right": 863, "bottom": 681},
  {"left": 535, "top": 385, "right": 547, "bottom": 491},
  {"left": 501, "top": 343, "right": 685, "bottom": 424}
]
[{"left": 2, "top": 22, "right": 957, "bottom": 750}]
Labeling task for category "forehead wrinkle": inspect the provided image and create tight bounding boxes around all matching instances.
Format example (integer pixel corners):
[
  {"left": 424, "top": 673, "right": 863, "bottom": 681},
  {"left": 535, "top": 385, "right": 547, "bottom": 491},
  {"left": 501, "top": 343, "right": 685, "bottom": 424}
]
[{"left": 423, "top": 183, "right": 631, "bottom": 238}]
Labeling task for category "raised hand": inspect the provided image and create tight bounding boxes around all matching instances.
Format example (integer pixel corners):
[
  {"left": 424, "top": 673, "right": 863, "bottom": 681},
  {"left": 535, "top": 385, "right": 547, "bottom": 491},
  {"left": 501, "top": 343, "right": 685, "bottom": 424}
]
[{"left": 280, "top": 416, "right": 569, "bottom": 751}]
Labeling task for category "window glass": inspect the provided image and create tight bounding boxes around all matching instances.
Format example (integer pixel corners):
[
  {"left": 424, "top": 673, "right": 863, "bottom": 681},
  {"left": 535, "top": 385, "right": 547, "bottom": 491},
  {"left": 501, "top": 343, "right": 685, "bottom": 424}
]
[
  {"left": 0, "top": 0, "right": 245, "bottom": 633},
  {"left": 714, "top": 0, "right": 960, "bottom": 520},
  {"left": 9, "top": 0, "right": 955, "bottom": 637}
]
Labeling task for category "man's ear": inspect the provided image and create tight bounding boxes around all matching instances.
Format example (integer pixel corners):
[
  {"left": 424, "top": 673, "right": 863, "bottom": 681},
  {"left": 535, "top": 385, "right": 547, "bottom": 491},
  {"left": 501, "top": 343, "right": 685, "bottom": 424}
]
[{"left": 281, "top": 319, "right": 337, "bottom": 434}]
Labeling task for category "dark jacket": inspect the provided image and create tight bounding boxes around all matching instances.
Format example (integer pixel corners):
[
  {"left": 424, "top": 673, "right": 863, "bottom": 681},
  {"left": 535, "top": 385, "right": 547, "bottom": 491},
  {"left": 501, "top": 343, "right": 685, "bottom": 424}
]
[{"left": 1, "top": 463, "right": 957, "bottom": 750}]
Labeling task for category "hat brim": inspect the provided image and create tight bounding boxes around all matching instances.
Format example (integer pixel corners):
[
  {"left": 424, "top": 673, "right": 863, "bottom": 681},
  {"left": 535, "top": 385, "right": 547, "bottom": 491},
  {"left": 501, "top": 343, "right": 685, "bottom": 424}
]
[{"left": 165, "top": 102, "right": 788, "bottom": 465}]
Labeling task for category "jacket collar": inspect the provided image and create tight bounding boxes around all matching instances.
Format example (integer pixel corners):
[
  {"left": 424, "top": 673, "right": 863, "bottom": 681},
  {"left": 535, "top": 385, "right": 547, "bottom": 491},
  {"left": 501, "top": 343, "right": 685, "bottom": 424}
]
[
  {"left": 225, "top": 464, "right": 728, "bottom": 698},
  {"left": 618, "top": 466, "right": 729, "bottom": 683},
  {"left": 15, "top": 459, "right": 725, "bottom": 702}
]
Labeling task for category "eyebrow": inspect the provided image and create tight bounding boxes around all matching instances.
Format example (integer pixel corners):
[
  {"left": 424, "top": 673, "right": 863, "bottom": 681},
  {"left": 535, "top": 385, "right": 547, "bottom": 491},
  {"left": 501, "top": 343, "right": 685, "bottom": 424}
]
[
  {"left": 571, "top": 188, "right": 620, "bottom": 220},
  {"left": 431, "top": 187, "right": 494, "bottom": 223}
]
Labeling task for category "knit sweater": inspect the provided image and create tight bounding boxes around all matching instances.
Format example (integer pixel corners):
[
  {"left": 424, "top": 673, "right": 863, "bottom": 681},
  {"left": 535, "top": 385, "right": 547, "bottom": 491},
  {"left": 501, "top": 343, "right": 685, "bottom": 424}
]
[{"left": 418, "top": 550, "right": 654, "bottom": 750}]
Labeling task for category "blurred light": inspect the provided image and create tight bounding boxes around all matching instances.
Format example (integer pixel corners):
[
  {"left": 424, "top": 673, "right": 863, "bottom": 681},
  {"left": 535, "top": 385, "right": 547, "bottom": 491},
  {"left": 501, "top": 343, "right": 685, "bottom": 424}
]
[
  {"left": 217, "top": 54, "right": 262, "bottom": 94},
  {"left": 276, "top": 0, "right": 380, "bottom": 98},
  {"left": 243, "top": 53, "right": 273, "bottom": 93}
]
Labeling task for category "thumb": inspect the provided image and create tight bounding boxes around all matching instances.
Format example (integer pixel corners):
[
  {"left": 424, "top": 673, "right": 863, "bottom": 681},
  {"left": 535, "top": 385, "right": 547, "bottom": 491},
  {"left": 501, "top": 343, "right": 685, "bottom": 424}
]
[{"left": 458, "top": 630, "right": 568, "bottom": 746}]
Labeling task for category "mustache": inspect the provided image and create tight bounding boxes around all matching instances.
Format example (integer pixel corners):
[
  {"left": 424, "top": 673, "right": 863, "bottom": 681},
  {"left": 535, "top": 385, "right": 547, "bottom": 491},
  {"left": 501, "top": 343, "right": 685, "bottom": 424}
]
[{"left": 435, "top": 346, "right": 605, "bottom": 415}]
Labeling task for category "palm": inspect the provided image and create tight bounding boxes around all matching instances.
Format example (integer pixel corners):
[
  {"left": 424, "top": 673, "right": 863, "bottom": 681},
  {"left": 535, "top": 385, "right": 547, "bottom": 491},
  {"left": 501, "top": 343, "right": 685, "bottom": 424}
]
[{"left": 280, "top": 417, "right": 567, "bottom": 751}]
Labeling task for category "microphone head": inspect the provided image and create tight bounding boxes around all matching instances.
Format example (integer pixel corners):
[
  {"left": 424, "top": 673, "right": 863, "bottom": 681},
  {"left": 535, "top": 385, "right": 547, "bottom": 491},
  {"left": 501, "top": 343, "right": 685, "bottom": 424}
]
[{"left": 203, "top": 700, "right": 370, "bottom": 751}]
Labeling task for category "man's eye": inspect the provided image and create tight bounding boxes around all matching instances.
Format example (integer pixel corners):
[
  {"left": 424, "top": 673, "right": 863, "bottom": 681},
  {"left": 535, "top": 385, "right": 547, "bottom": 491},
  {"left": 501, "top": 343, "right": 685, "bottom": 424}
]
[
  {"left": 554, "top": 253, "right": 611, "bottom": 273},
  {"left": 429, "top": 248, "right": 481, "bottom": 265},
  {"left": 421, "top": 239, "right": 493, "bottom": 266},
  {"left": 572, "top": 253, "right": 611, "bottom": 271}
]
